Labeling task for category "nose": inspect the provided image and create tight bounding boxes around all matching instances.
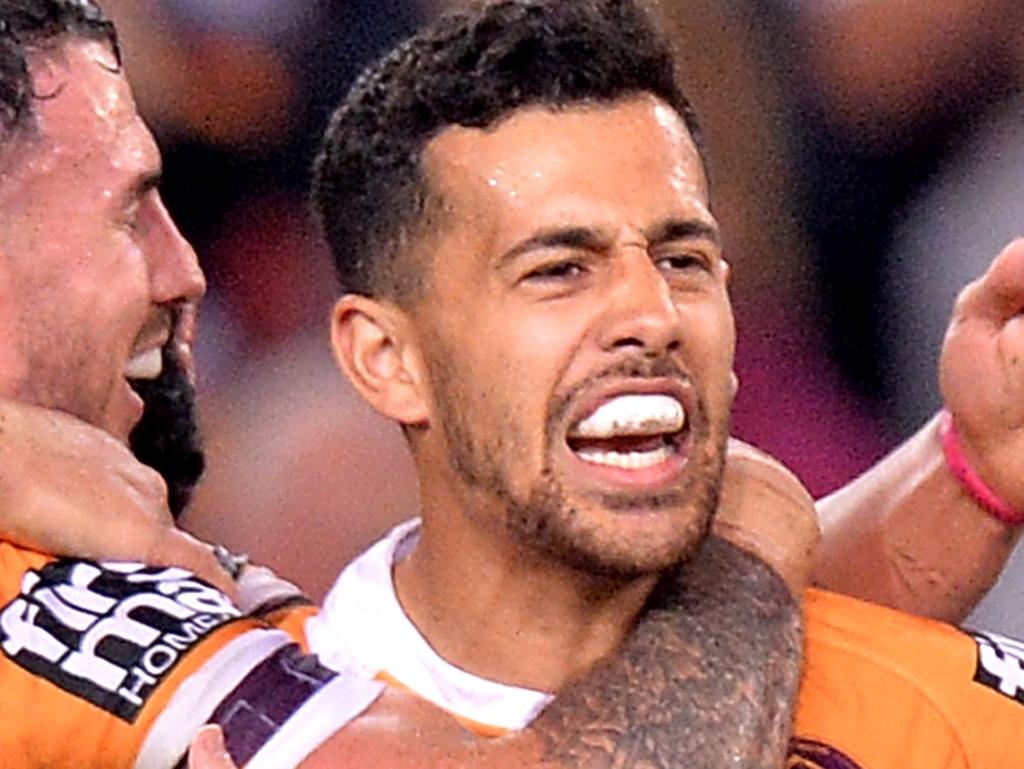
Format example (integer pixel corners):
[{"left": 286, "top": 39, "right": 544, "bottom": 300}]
[
  {"left": 596, "top": 251, "right": 683, "bottom": 356},
  {"left": 147, "top": 196, "right": 207, "bottom": 305}
]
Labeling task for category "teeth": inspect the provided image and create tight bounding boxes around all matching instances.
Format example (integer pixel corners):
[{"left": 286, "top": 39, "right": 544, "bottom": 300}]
[
  {"left": 125, "top": 348, "right": 163, "bottom": 380},
  {"left": 576, "top": 445, "right": 673, "bottom": 470},
  {"left": 572, "top": 394, "right": 685, "bottom": 439}
]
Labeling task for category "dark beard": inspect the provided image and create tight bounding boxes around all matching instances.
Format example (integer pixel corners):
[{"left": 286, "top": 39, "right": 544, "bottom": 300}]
[
  {"left": 128, "top": 346, "right": 205, "bottom": 519},
  {"left": 430, "top": 349, "right": 727, "bottom": 578}
]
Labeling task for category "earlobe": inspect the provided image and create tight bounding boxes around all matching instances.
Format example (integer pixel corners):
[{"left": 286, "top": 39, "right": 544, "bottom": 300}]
[{"left": 330, "top": 296, "right": 429, "bottom": 426}]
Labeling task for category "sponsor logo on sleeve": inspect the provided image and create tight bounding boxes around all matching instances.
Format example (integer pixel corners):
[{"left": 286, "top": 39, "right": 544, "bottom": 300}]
[
  {"left": 970, "top": 629, "right": 1024, "bottom": 706},
  {"left": 0, "top": 560, "right": 241, "bottom": 722}
]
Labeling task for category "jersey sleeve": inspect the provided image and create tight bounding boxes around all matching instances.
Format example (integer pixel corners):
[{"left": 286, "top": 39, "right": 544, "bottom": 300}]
[
  {"left": 0, "top": 545, "right": 382, "bottom": 769},
  {"left": 235, "top": 564, "right": 320, "bottom": 653},
  {"left": 954, "top": 627, "right": 1024, "bottom": 763},
  {"left": 794, "top": 589, "right": 1024, "bottom": 769}
]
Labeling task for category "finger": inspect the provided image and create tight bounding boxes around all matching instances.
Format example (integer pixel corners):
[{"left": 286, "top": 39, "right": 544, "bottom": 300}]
[
  {"left": 122, "top": 469, "right": 175, "bottom": 524},
  {"left": 724, "top": 439, "right": 811, "bottom": 502},
  {"left": 955, "top": 238, "right": 1024, "bottom": 323},
  {"left": 189, "top": 725, "right": 237, "bottom": 769},
  {"left": 725, "top": 436, "right": 779, "bottom": 467},
  {"left": 144, "top": 529, "right": 239, "bottom": 600},
  {"left": 43, "top": 506, "right": 239, "bottom": 599},
  {"left": 716, "top": 444, "right": 819, "bottom": 598},
  {"left": 715, "top": 477, "right": 820, "bottom": 583}
]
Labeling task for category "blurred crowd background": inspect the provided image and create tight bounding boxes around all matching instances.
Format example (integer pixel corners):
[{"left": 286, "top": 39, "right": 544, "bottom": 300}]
[{"left": 99, "top": 0, "right": 1024, "bottom": 631}]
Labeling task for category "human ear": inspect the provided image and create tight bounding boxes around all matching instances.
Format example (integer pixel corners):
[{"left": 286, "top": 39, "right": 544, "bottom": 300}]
[{"left": 330, "top": 295, "right": 429, "bottom": 425}]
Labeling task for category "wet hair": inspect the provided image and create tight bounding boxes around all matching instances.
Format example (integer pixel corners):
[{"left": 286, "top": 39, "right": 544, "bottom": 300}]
[
  {"left": 312, "top": 0, "right": 702, "bottom": 299},
  {"left": 0, "top": 0, "right": 119, "bottom": 140}
]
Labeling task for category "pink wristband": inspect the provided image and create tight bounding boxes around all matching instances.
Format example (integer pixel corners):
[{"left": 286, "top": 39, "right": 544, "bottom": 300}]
[{"left": 939, "top": 410, "right": 1024, "bottom": 526}]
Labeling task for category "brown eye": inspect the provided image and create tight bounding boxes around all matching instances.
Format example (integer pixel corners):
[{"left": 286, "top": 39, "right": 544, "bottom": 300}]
[
  {"left": 525, "top": 260, "right": 586, "bottom": 281},
  {"left": 657, "top": 253, "right": 708, "bottom": 273}
]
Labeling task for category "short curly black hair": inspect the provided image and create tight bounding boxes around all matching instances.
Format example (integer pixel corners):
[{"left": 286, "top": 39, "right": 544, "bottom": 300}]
[
  {"left": 312, "top": 0, "right": 703, "bottom": 299},
  {"left": 0, "top": 0, "right": 119, "bottom": 141}
]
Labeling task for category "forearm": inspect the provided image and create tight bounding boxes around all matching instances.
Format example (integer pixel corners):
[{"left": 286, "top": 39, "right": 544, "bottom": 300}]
[
  {"left": 270, "top": 538, "right": 802, "bottom": 769},
  {"left": 523, "top": 537, "right": 803, "bottom": 769},
  {"left": 815, "top": 413, "right": 1019, "bottom": 622}
]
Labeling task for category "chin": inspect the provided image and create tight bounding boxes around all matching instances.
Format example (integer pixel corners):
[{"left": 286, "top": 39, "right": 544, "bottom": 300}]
[
  {"left": 588, "top": 514, "right": 710, "bottom": 577},
  {"left": 508, "top": 494, "right": 713, "bottom": 579}
]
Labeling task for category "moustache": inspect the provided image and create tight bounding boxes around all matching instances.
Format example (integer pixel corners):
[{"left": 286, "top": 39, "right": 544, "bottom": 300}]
[{"left": 548, "top": 356, "right": 697, "bottom": 431}]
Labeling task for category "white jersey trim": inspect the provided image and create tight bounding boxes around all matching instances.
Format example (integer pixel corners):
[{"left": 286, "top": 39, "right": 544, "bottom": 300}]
[
  {"left": 133, "top": 628, "right": 291, "bottom": 769},
  {"left": 307, "top": 519, "right": 554, "bottom": 732},
  {"left": 246, "top": 673, "right": 384, "bottom": 769}
]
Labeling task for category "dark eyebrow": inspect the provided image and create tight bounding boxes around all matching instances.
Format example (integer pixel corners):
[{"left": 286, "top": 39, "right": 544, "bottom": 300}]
[
  {"left": 498, "top": 226, "right": 608, "bottom": 267},
  {"left": 646, "top": 218, "right": 720, "bottom": 247},
  {"left": 121, "top": 169, "right": 163, "bottom": 208}
]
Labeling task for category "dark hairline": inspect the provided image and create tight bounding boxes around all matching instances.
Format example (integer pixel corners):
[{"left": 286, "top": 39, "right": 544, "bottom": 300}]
[
  {"left": 0, "top": 33, "right": 121, "bottom": 170},
  {"left": 312, "top": 0, "right": 705, "bottom": 301},
  {"left": 402, "top": 92, "right": 709, "bottom": 290},
  {"left": 0, "top": 1, "right": 121, "bottom": 143}
]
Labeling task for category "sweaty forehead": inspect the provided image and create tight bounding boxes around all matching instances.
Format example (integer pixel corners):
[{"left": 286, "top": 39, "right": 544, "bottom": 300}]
[
  {"left": 422, "top": 95, "right": 710, "bottom": 222},
  {"left": 11, "top": 39, "right": 157, "bottom": 184}
]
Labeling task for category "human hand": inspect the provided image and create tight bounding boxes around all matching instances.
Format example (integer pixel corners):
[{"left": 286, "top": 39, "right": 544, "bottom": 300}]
[
  {"left": 940, "top": 238, "right": 1024, "bottom": 512},
  {"left": 714, "top": 439, "right": 821, "bottom": 598},
  {"left": 189, "top": 726, "right": 238, "bottom": 769},
  {"left": 0, "top": 399, "right": 235, "bottom": 595}
]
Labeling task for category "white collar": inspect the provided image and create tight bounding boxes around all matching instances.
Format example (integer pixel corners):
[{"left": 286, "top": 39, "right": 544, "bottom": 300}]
[{"left": 306, "top": 518, "right": 554, "bottom": 732}]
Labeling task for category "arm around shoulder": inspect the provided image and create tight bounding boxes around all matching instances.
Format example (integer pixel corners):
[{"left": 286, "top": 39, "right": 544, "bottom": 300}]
[{"left": 816, "top": 240, "right": 1024, "bottom": 621}]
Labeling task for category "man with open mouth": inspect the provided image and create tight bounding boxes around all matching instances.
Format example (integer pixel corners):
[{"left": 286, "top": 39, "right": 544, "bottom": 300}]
[
  {"left": 296, "top": 1, "right": 1024, "bottom": 766},
  {"left": 0, "top": 2, "right": 807, "bottom": 767},
  {"left": 4, "top": 1, "right": 1024, "bottom": 768}
]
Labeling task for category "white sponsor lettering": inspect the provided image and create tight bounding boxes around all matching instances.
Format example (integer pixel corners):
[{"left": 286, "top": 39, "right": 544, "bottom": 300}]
[
  {"left": 141, "top": 644, "right": 177, "bottom": 676},
  {"left": 34, "top": 587, "right": 99, "bottom": 631},
  {"left": 118, "top": 664, "right": 159, "bottom": 707},
  {"left": 165, "top": 614, "right": 222, "bottom": 651},
  {"left": 58, "top": 563, "right": 118, "bottom": 614},
  {"left": 158, "top": 581, "right": 237, "bottom": 617},
  {"left": 976, "top": 631, "right": 1024, "bottom": 700},
  {"left": 1, "top": 599, "right": 68, "bottom": 661},
  {"left": 0, "top": 560, "right": 243, "bottom": 719},
  {"left": 121, "top": 565, "right": 192, "bottom": 583}
]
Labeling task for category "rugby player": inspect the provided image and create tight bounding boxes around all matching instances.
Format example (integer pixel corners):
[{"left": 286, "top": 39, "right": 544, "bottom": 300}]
[
  {"left": 0, "top": 2, "right": 809, "bottom": 767},
  {"left": 4, "top": 1, "right": 1024, "bottom": 767},
  {"left": 291, "top": 1, "right": 1023, "bottom": 766},
  {"left": 9, "top": 2, "right": 1024, "bottom": 629}
]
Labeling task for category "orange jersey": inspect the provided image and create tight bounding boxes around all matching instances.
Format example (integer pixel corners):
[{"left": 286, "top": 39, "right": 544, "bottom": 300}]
[
  {"left": 311, "top": 520, "right": 1024, "bottom": 769},
  {"left": 791, "top": 589, "right": 1024, "bottom": 769},
  {"left": 0, "top": 544, "right": 382, "bottom": 769}
]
